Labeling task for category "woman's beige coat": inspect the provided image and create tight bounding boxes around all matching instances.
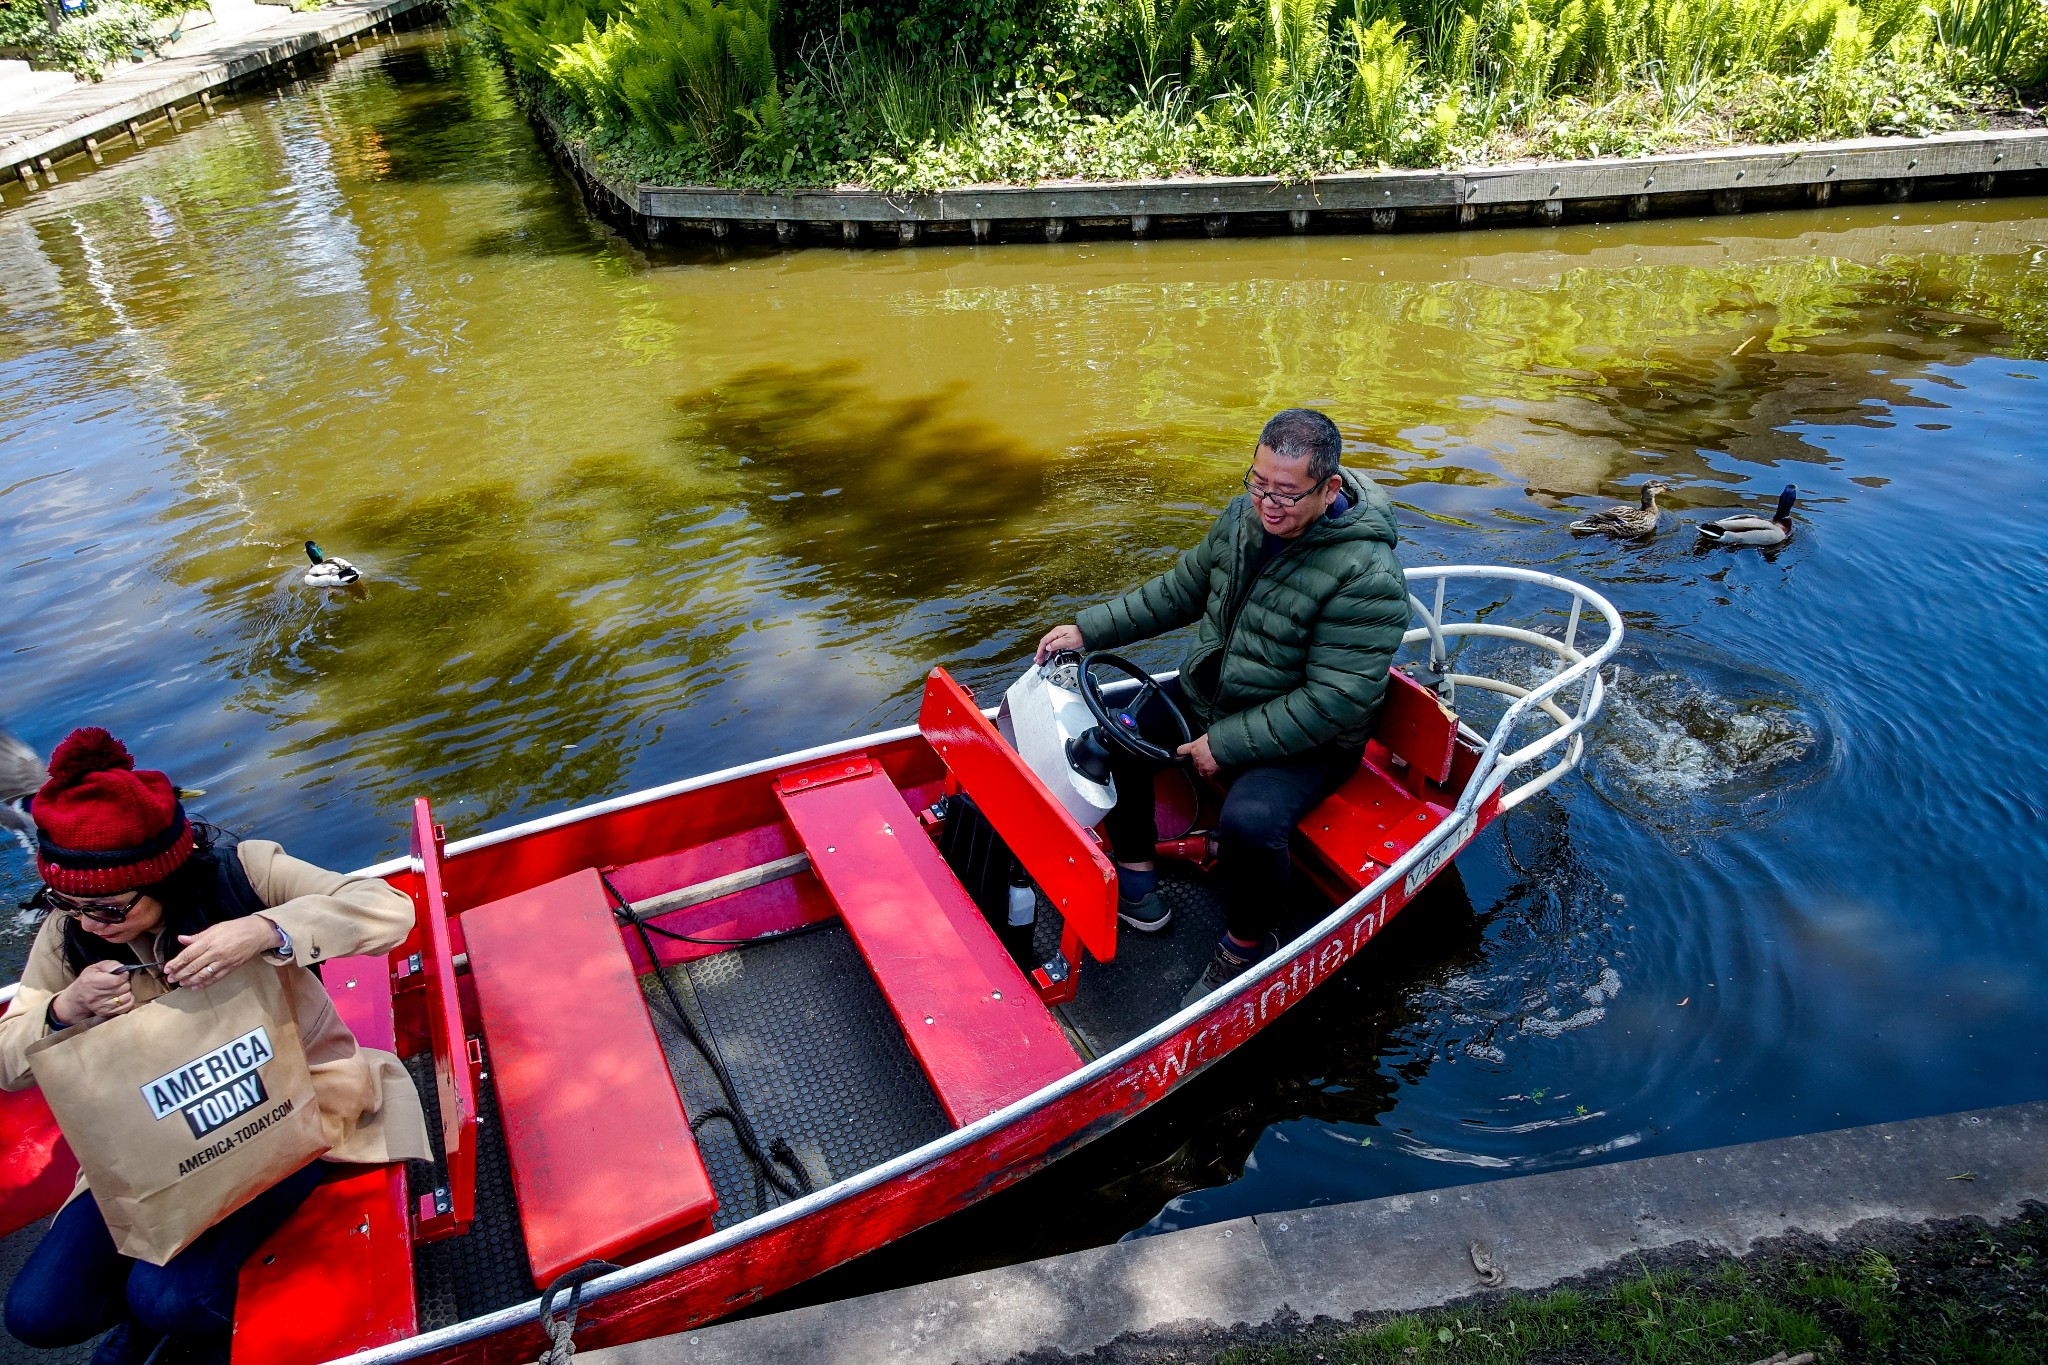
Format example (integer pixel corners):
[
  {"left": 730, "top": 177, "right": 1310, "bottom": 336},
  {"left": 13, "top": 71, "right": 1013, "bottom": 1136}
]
[{"left": 0, "top": 841, "right": 431, "bottom": 1198}]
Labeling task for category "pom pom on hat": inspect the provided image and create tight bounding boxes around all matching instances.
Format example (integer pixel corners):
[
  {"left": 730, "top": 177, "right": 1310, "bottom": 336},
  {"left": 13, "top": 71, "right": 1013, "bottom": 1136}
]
[{"left": 45, "top": 727, "right": 135, "bottom": 788}]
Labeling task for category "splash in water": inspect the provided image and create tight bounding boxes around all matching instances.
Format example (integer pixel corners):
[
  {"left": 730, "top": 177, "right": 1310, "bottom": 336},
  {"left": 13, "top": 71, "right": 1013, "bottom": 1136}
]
[{"left": 1580, "top": 649, "right": 1829, "bottom": 840}]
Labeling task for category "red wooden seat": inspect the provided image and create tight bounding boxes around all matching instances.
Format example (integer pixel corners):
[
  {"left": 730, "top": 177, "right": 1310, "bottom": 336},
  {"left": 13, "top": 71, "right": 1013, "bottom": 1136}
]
[
  {"left": 461, "top": 868, "right": 718, "bottom": 1285},
  {"left": 1296, "top": 669, "right": 1466, "bottom": 899},
  {"left": 0, "top": 1087, "right": 76, "bottom": 1240},
  {"left": 775, "top": 756, "right": 1081, "bottom": 1127},
  {"left": 232, "top": 953, "right": 416, "bottom": 1364},
  {"left": 231, "top": 1165, "right": 415, "bottom": 1365}
]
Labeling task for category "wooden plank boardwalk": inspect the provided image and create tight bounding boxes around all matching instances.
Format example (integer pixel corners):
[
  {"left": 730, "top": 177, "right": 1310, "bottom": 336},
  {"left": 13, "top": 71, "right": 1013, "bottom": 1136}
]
[
  {"left": 1, "top": 0, "right": 431, "bottom": 188},
  {"left": 548, "top": 126, "right": 2048, "bottom": 248}
]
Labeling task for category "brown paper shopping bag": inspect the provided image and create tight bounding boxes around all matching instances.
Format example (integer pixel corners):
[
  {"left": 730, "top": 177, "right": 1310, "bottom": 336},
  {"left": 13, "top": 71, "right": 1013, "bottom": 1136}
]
[{"left": 25, "top": 960, "right": 330, "bottom": 1265}]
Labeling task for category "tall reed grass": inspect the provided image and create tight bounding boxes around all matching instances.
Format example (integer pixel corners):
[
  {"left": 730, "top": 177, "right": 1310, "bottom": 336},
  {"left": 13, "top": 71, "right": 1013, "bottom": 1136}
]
[{"left": 466, "top": 0, "right": 2048, "bottom": 188}]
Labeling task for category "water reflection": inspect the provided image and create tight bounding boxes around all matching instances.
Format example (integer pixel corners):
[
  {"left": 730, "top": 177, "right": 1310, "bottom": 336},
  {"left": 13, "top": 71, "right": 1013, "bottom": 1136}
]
[{"left": 3, "top": 21, "right": 2048, "bottom": 1287}]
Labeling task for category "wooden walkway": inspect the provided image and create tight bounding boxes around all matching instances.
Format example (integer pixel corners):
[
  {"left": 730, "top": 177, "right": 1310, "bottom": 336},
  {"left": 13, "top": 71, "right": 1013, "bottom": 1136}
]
[
  {"left": 547, "top": 126, "right": 2048, "bottom": 247},
  {"left": 2, "top": 0, "right": 431, "bottom": 187}
]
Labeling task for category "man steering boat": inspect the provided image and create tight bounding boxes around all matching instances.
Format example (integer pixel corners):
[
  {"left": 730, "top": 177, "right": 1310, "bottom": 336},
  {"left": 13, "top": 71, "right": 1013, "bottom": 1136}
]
[{"left": 1036, "top": 409, "right": 1410, "bottom": 1004}]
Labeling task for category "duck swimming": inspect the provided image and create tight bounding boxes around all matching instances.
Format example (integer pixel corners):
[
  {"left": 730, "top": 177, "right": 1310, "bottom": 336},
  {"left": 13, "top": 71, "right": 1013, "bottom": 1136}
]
[
  {"left": 1697, "top": 485, "right": 1797, "bottom": 547},
  {"left": 304, "top": 540, "right": 361, "bottom": 586},
  {"left": 1569, "top": 482, "right": 1669, "bottom": 538},
  {"left": 0, "top": 730, "right": 42, "bottom": 839}
]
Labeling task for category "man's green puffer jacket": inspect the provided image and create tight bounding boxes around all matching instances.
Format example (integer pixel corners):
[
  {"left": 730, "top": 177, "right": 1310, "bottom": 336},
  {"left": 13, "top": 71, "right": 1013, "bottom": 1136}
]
[{"left": 1074, "top": 468, "right": 1409, "bottom": 768}]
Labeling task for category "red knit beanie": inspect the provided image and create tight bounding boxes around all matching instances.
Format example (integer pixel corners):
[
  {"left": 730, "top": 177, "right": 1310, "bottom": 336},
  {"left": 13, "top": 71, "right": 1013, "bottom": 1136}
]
[{"left": 31, "top": 728, "right": 194, "bottom": 896}]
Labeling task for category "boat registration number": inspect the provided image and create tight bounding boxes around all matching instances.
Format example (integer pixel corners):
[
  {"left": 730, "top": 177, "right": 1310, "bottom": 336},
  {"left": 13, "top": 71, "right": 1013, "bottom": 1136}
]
[{"left": 1404, "top": 810, "right": 1476, "bottom": 898}]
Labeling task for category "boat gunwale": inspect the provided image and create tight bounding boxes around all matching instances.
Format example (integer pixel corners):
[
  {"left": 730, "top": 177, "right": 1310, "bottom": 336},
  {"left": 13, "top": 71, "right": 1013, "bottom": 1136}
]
[{"left": 321, "top": 564, "right": 1624, "bottom": 1364}]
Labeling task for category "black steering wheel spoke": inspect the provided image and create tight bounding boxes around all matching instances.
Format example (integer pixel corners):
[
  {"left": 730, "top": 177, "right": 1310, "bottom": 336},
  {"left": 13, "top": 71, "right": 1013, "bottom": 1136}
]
[{"left": 1076, "top": 653, "right": 1193, "bottom": 765}]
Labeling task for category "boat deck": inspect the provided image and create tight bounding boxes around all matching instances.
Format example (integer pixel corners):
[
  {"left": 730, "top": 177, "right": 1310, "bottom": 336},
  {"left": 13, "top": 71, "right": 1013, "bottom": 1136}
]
[
  {"left": 405, "top": 1054, "right": 536, "bottom": 1332},
  {"left": 1046, "top": 875, "right": 1228, "bottom": 1059},
  {"left": 640, "top": 925, "right": 951, "bottom": 1230}
]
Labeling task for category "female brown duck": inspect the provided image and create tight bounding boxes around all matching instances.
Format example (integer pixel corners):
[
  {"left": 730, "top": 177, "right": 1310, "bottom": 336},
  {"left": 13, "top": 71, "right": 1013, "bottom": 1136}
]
[{"left": 0, "top": 728, "right": 429, "bottom": 1365}]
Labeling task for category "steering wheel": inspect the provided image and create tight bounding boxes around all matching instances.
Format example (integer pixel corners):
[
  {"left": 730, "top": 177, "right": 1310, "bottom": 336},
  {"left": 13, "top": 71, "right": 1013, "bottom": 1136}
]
[{"left": 1075, "top": 652, "right": 1193, "bottom": 765}]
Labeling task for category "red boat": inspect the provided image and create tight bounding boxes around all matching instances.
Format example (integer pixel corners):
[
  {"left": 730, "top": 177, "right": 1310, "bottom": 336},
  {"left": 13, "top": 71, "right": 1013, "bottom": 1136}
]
[{"left": 0, "top": 566, "right": 1620, "bottom": 1365}]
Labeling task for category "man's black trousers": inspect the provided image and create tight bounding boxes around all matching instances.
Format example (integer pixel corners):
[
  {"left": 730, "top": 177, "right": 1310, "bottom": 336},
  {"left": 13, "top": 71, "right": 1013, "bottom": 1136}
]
[{"left": 1099, "top": 677, "right": 1362, "bottom": 944}]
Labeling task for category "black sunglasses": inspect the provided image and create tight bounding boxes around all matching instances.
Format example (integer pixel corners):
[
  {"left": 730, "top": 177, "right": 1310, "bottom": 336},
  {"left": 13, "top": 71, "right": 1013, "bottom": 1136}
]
[{"left": 35, "top": 887, "right": 145, "bottom": 924}]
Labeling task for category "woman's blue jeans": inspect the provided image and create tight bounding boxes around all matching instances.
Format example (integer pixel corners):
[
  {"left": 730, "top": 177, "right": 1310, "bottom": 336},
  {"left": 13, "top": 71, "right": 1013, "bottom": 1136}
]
[{"left": 3, "top": 1160, "right": 324, "bottom": 1348}]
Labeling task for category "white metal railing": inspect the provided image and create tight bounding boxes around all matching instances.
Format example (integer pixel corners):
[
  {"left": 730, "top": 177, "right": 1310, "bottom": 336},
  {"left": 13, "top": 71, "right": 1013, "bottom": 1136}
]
[
  {"left": 1399, "top": 565, "right": 1624, "bottom": 812},
  {"left": 4, "top": 566, "right": 1621, "bottom": 1363}
]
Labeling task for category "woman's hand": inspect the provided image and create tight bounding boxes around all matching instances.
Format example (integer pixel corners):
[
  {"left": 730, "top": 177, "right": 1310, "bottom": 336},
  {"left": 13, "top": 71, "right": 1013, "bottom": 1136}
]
[
  {"left": 53, "top": 962, "right": 140, "bottom": 1024},
  {"left": 1036, "top": 623, "right": 1084, "bottom": 664},
  {"left": 165, "top": 917, "right": 282, "bottom": 988}
]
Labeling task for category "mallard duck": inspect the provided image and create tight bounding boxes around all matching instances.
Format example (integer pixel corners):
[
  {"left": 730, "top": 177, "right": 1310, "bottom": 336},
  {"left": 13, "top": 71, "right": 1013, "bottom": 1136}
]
[
  {"left": 1698, "top": 485, "right": 1796, "bottom": 547},
  {"left": 0, "top": 730, "right": 43, "bottom": 839},
  {"left": 1569, "top": 482, "right": 1669, "bottom": 538},
  {"left": 304, "top": 540, "right": 361, "bottom": 586}
]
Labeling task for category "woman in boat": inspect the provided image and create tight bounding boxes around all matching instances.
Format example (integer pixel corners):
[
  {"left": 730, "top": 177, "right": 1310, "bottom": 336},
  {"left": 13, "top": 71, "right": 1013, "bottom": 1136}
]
[{"left": 0, "top": 727, "right": 431, "bottom": 1365}]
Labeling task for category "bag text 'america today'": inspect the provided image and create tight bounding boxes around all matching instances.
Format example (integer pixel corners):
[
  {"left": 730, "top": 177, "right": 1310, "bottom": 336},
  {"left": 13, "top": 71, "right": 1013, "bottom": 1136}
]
[{"left": 140, "top": 1026, "right": 274, "bottom": 1125}]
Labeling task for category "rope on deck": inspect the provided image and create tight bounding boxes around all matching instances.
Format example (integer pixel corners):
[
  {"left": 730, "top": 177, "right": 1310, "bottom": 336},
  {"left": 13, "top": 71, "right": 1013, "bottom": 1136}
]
[{"left": 537, "top": 1260, "right": 621, "bottom": 1363}]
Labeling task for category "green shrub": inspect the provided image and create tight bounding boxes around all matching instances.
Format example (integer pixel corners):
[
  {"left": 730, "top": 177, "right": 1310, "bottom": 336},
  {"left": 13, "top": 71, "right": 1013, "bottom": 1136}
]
[
  {"left": 1928, "top": 0, "right": 2048, "bottom": 84},
  {"left": 518, "top": 0, "right": 781, "bottom": 165}
]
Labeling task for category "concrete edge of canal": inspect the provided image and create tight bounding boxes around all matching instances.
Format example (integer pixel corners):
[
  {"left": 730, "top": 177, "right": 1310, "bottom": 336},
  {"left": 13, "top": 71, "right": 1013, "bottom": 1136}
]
[
  {"left": 1, "top": 0, "right": 435, "bottom": 186},
  {"left": 544, "top": 122, "right": 2048, "bottom": 248},
  {"left": 581, "top": 1100, "right": 2048, "bottom": 1364}
]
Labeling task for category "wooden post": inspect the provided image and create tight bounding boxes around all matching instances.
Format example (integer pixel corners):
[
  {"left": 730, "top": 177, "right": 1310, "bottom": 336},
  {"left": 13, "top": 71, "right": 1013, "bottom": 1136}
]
[
  {"left": 1370, "top": 207, "right": 1396, "bottom": 232},
  {"left": 1127, "top": 214, "right": 1146, "bottom": 238},
  {"left": 1973, "top": 172, "right": 1995, "bottom": 196},
  {"left": 15, "top": 164, "right": 37, "bottom": 190},
  {"left": 1043, "top": 217, "right": 1065, "bottom": 242},
  {"left": 1626, "top": 194, "right": 1649, "bottom": 219},
  {"left": 198, "top": 90, "right": 213, "bottom": 113},
  {"left": 1883, "top": 178, "right": 1911, "bottom": 202},
  {"left": 165, "top": 104, "right": 183, "bottom": 131},
  {"left": 972, "top": 217, "right": 992, "bottom": 242},
  {"left": 1809, "top": 181, "right": 1833, "bottom": 206},
  {"left": 1287, "top": 208, "right": 1310, "bottom": 233},
  {"left": 1457, "top": 203, "right": 1477, "bottom": 227},
  {"left": 35, "top": 155, "right": 55, "bottom": 181},
  {"left": 840, "top": 221, "right": 860, "bottom": 244},
  {"left": 1712, "top": 187, "right": 1742, "bottom": 214},
  {"left": 1202, "top": 212, "right": 1228, "bottom": 238},
  {"left": 127, "top": 119, "right": 144, "bottom": 144},
  {"left": 84, "top": 136, "right": 102, "bottom": 166},
  {"left": 896, "top": 221, "right": 917, "bottom": 245},
  {"left": 1533, "top": 198, "right": 1563, "bottom": 225},
  {"left": 774, "top": 220, "right": 797, "bottom": 246}
]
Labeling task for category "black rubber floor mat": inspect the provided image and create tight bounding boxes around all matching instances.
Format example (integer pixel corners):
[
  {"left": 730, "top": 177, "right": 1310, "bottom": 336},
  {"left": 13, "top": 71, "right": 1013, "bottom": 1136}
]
[
  {"left": 406, "top": 1049, "right": 536, "bottom": 1331},
  {"left": 0, "top": 1217, "right": 92, "bottom": 1365},
  {"left": 640, "top": 923, "right": 950, "bottom": 1232},
  {"left": 1040, "top": 873, "right": 1228, "bottom": 1057}
]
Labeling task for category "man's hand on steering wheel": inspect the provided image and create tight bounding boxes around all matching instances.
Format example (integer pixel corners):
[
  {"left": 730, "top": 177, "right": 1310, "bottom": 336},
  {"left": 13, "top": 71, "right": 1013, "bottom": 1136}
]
[
  {"left": 1036, "top": 623, "right": 1084, "bottom": 664},
  {"left": 1176, "top": 733, "right": 1220, "bottom": 778}
]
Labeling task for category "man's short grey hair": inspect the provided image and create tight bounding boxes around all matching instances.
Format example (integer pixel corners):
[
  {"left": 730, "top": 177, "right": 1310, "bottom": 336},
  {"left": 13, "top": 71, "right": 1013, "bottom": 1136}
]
[{"left": 1258, "top": 409, "right": 1342, "bottom": 484}]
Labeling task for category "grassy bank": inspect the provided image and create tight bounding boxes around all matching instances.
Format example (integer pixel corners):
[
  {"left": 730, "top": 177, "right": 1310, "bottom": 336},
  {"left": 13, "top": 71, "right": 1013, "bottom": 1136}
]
[
  {"left": 1180, "top": 1211, "right": 2048, "bottom": 1365},
  {"left": 450, "top": 0, "right": 2048, "bottom": 191}
]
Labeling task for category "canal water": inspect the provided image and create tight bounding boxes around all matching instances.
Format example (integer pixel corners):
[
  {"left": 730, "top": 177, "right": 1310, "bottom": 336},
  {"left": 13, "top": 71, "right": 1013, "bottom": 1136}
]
[{"left": 4, "top": 22, "right": 2046, "bottom": 1296}]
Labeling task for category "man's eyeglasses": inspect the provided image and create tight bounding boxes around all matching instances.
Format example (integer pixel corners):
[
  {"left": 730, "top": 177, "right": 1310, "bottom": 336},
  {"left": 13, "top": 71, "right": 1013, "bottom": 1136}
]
[
  {"left": 37, "top": 887, "right": 144, "bottom": 924},
  {"left": 1242, "top": 470, "right": 1322, "bottom": 506}
]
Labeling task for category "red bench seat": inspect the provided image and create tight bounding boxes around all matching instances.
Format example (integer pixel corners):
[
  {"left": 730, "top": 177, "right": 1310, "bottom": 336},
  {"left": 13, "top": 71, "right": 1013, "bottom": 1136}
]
[
  {"left": 461, "top": 869, "right": 717, "bottom": 1285},
  {"left": 233, "top": 953, "right": 416, "bottom": 1365},
  {"left": 1296, "top": 668, "right": 1467, "bottom": 899},
  {"left": 776, "top": 758, "right": 1080, "bottom": 1127}
]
